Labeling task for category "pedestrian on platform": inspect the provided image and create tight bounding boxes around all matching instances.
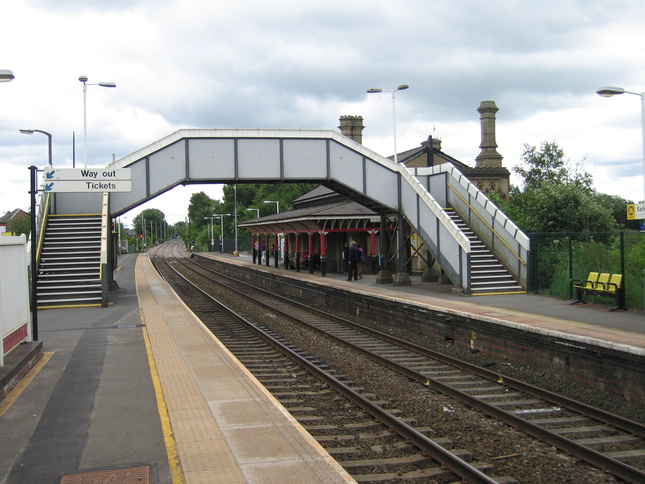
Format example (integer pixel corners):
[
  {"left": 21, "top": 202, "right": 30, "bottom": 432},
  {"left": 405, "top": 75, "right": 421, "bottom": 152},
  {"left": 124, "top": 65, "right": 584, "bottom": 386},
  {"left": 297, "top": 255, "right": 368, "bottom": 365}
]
[
  {"left": 347, "top": 241, "right": 360, "bottom": 281},
  {"left": 357, "top": 243, "right": 364, "bottom": 279},
  {"left": 342, "top": 242, "right": 349, "bottom": 277}
]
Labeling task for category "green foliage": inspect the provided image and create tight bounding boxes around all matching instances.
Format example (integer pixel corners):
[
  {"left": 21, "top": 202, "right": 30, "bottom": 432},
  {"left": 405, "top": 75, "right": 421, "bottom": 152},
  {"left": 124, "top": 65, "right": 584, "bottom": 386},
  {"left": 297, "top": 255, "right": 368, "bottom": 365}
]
[
  {"left": 181, "top": 183, "right": 316, "bottom": 251},
  {"left": 505, "top": 140, "right": 631, "bottom": 233},
  {"left": 531, "top": 232, "right": 644, "bottom": 309},
  {"left": 6, "top": 213, "right": 31, "bottom": 236}
]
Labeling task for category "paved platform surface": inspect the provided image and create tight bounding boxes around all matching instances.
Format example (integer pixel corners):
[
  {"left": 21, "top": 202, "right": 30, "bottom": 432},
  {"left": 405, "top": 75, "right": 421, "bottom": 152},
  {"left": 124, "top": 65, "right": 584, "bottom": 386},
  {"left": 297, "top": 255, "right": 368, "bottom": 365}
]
[{"left": 0, "top": 253, "right": 352, "bottom": 484}]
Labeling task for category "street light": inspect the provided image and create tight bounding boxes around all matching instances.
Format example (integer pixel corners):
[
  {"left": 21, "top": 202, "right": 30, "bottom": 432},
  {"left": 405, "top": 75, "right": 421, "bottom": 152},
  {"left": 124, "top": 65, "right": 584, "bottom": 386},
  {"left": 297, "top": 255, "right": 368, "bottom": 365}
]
[
  {"left": 79, "top": 75, "right": 116, "bottom": 168},
  {"left": 263, "top": 200, "right": 280, "bottom": 213},
  {"left": 0, "top": 70, "right": 15, "bottom": 82},
  {"left": 366, "top": 84, "right": 409, "bottom": 163},
  {"left": 20, "top": 129, "right": 53, "bottom": 166},
  {"left": 214, "top": 213, "right": 231, "bottom": 253},
  {"left": 263, "top": 201, "right": 281, "bottom": 260},
  {"left": 246, "top": 208, "right": 260, "bottom": 218},
  {"left": 203, "top": 216, "right": 216, "bottom": 250},
  {"left": 597, "top": 85, "right": 645, "bottom": 202}
]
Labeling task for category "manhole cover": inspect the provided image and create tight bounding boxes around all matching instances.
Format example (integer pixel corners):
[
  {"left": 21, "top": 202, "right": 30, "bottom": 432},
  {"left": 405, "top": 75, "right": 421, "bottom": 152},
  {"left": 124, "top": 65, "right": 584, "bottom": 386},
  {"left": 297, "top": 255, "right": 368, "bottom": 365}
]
[{"left": 60, "top": 465, "right": 151, "bottom": 484}]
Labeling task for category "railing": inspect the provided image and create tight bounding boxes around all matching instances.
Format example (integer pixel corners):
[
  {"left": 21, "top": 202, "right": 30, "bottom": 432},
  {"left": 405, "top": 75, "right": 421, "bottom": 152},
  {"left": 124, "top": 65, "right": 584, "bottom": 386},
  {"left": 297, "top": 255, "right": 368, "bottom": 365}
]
[{"left": 408, "top": 164, "right": 530, "bottom": 289}]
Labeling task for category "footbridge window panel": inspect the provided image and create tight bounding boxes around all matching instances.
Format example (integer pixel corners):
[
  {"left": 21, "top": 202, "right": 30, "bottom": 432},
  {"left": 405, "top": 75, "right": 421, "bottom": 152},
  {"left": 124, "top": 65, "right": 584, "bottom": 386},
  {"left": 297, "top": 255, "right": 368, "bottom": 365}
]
[
  {"left": 283, "top": 139, "right": 328, "bottom": 179},
  {"left": 148, "top": 141, "right": 187, "bottom": 193},
  {"left": 329, "top": 143, "right": 363, "bottom": 192},
  {"left": 400, "top": 182, "right": 420, "bottom": 226},
  {"left": 188, "top": 139, "right": 236, "bottom": 179},
  {"left": 365, "top": 164, "right": 399, "bottom": 209},
  {"left": 111, "top": 161, "right": 148, "bottom": 210},
  {"left": 238, "top": 139, "right": 281, "bottom": 179}
]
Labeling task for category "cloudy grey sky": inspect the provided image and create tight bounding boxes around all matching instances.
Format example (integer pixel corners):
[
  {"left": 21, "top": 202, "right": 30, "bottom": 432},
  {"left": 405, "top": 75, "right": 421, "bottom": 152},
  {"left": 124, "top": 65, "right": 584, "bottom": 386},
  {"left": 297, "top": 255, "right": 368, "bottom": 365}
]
[{"left": 2, "top": 0, "right": 644, "bottom": 224}]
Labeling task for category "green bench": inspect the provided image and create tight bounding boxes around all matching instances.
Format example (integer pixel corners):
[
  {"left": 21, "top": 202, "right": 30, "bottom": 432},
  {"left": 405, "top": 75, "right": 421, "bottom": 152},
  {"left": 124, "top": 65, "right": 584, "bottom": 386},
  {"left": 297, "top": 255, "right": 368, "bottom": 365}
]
[{"left": 570, "top": 272, "right": 626, "bottom": 311}]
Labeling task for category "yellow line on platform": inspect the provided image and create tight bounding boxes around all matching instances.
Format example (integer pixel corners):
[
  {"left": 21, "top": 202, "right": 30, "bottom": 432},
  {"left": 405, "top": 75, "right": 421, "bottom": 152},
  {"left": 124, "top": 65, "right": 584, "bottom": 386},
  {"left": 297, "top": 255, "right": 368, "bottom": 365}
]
[
  {"left": 0, "top": 352, "right": 54, "bottom": 418},
  {"left": 137, "top": 275, "right": 185, "bottom": 484}
]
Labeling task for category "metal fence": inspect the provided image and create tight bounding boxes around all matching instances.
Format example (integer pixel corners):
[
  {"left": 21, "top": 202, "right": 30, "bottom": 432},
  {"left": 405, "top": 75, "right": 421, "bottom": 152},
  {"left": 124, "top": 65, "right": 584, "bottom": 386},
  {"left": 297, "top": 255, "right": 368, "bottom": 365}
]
[{"left": 529, "top": 231, "right": 644, "bottom": 309}]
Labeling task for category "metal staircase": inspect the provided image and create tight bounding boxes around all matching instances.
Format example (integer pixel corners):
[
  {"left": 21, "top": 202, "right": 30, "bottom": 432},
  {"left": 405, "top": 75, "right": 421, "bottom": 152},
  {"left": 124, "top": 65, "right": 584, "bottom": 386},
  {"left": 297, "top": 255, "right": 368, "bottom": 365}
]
[
  {"left": 445, "top": 209, "right": 525, "bottom": 294},
  {"left": 37, "top": 215, "right": 103, "bottom": 308}
]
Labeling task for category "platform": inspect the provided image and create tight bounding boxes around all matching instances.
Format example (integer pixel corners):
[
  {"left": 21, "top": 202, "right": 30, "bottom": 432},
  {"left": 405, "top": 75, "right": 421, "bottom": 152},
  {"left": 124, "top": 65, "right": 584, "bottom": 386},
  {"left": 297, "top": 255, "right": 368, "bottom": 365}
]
[
  {"left": 221, "top": 251, "right": 645, "bottom": 350},
  {"left": 0, "top": 253, "right": 353, "bottom": 484}
]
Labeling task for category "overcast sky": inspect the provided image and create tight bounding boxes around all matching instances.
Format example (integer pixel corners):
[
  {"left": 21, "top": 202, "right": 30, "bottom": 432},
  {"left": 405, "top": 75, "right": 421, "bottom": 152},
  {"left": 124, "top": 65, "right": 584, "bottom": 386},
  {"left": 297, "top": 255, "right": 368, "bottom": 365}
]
[{"left": 2, "top": 0, "right": 645, "bottom": 225}]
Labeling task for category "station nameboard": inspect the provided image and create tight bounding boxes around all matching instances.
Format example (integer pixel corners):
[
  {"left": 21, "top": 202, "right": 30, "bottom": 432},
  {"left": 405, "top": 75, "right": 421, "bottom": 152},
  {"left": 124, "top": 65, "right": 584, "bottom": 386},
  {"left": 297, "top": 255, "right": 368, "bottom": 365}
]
[{"left": 626, "top": 203, "right": 645, "bottom": 220}]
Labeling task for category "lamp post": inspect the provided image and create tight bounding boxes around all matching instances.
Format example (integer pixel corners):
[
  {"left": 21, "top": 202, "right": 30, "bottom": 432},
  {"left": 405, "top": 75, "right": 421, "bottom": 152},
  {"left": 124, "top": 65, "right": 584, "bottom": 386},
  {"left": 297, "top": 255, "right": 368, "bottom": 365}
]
[
  {"left": 214, "top": 213, "right": 231, "bottom": 253},
  {"left": 79, "top": 75, "right": 116, "bottom": 169},
  {"left": 20, "top": 129, "right": 53, "bottom": 166},
  {"left": 263, "top": 200, "right": 279, "bottom": 214},
  {"left": 367, "top": 84, "right": 409, "bottom": 163},
  {"left": 204, "top": 216, "right": 216, "bottom": 251},
  {"left": 0, "top": 69, "right": 15, "bottom": 82},
  {"left": 597, "top": 86, "right": 645, "bottom": 202},
  {"left": 264, "top": 200, "right": 281, "bottom": 260},
  {"left": 246, "top": 208, "right": 260, "bottom": 218}
]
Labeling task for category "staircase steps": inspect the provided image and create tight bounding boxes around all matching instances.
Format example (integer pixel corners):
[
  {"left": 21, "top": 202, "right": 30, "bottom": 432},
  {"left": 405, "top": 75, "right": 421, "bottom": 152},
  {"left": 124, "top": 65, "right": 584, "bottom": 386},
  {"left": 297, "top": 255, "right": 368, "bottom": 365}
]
[
  {"left": 37, "top": 215, "right": 103, "bottom": 308},
  {"left": 445, "top": 209, "right": 525, "bottom": 295}
]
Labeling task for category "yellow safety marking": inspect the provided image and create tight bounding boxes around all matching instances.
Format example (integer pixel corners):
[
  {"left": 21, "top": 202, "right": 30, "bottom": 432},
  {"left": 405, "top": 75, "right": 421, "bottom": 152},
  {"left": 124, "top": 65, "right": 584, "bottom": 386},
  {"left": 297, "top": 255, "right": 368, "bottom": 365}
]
[
  {"left": 0, "top": 352, "right": 54, "bottom": 418},
  {"left": 137, "top": 274, "right": 185, "bottom": 484},
  {"left": 38, "top": 304, "right": 102, "bottom": 310}
]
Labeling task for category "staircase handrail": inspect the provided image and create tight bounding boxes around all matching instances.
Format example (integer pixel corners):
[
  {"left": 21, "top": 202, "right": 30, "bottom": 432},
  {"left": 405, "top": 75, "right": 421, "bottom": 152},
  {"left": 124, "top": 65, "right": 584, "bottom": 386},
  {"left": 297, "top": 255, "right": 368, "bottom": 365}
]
[
  {"left": 35, "top": 192, "right": 51, "bottom": 266},
  {"left": 408, "top": 164, "right": 529, "bottom": 288},
  {"left": 448, "top": 185, "right": 526, "bottom": 265}
]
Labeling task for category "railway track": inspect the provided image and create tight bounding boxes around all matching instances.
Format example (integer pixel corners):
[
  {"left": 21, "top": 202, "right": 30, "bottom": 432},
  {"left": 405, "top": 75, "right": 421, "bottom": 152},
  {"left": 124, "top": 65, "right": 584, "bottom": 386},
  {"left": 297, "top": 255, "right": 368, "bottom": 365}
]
[{"left": 148, "top": 241, "right": 645, "bottom": 482}]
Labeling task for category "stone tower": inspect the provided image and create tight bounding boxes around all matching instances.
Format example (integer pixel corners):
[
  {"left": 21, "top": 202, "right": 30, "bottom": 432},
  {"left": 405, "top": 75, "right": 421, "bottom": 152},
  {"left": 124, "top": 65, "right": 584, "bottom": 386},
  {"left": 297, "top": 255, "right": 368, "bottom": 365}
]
[
  {"left": 339, "top": 116, "right": 365, "bottom": 144},
  {"left": 475, "top": 101, "right": 503, "bottom": 168}
]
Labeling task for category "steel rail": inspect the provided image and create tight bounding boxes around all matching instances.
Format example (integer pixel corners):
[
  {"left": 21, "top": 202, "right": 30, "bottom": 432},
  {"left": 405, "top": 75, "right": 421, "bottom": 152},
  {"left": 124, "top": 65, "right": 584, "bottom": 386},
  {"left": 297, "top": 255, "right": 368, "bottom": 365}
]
[
  {"left": 182, "top": 252, "right": 645, "bottom": 484},
  {"left": 153, "top": 253, "right": 501, "bottom": 484}
]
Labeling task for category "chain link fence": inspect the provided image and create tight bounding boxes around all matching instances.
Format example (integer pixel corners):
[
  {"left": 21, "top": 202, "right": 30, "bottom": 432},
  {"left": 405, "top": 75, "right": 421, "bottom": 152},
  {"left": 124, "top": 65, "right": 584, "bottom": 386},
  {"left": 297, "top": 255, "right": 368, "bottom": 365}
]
[{"left": 529, "top": 231, "right": 645, "bottom": 309}]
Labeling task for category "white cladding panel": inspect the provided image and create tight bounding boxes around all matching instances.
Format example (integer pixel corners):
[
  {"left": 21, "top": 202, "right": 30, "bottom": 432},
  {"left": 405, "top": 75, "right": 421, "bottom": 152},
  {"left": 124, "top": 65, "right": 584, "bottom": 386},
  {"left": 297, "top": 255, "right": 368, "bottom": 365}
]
[
  {"left": 283, "top": 139, "right": 328, "bottom": 178},
  {"left": 328, "top": 143, "right": 363, "bottom": 192},
  {"left": 401, "top": 181, "right": 419, "bottom": 224},
  {"left": 0, "top": 236, "right": 30, "bottom": 356},
  {"left": 149, "top": 141, "right": 186, "bottom": 192},
  {"left": 365, "top": 162, "right": 398, "bottom": 209},
  {"left": 188, "top": 139, "right": 236, "bottom": 179},
  {"left": 238, "top": 139, "right": 281, "bottom": 178}
]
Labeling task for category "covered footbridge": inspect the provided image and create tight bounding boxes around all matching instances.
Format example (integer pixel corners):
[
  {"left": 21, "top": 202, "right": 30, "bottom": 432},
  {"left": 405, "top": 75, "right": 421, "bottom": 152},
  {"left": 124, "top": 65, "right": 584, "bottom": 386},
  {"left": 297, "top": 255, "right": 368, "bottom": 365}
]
[{"left": 41, "top": 128, "right": 529, "bottom": 306}]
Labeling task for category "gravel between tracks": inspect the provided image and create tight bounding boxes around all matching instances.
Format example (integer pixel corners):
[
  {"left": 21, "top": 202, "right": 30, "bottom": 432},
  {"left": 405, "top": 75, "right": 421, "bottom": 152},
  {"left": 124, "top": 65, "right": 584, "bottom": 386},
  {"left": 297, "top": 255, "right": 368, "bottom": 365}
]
[{"left": 257, "top": 304, "right": 632, "bottom": 483}]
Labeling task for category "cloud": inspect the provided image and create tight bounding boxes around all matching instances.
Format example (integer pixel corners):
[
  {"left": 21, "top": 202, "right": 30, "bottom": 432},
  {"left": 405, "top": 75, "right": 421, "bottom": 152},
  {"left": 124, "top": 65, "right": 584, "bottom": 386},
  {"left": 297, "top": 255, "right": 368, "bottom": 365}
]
[{"left": 2, "top": 0, "right": 645, "bottom": 224}]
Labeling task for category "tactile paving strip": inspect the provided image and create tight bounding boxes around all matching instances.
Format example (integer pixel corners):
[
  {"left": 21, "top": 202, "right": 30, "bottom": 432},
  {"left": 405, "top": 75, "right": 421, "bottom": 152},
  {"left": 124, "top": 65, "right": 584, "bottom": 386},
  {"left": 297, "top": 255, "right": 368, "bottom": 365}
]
[{"left": 59, "top": 464, "right": 150, "bottom": 484}]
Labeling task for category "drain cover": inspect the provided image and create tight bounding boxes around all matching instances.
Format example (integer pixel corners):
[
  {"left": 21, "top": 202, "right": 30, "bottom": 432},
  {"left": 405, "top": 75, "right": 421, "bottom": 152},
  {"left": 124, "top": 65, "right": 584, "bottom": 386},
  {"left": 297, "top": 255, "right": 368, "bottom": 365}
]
[{"left": 60, "top": 465, "right": 151, "bottom": 484}]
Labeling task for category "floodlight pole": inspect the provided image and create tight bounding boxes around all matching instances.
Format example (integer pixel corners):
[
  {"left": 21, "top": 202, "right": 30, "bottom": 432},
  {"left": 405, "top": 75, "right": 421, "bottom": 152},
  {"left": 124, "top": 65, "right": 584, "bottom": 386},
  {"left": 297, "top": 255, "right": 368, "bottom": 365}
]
[
  {"left": 367, "top": 84, "right": 409, "bottom": 163},
  {"left": 597, "top": 86, "right": 645, "bottom": 202}
]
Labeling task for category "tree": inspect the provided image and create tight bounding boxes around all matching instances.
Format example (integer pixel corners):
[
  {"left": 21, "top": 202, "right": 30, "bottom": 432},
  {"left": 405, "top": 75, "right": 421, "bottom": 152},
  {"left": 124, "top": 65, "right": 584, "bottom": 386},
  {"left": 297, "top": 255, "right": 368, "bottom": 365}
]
[
  {"left": 514, "top": 141, "right": 592, "bottom": 191},
  {"left": 133, "top": 208, "right": 167, "bottom": 244},
  {"left": 505, "top": 141, "right": 622, "bottom": 233}
]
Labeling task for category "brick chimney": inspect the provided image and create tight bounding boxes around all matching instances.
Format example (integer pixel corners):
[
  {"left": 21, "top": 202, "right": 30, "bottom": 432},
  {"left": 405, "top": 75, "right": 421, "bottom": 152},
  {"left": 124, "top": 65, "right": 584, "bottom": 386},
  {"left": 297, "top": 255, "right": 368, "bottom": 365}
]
[
  {"left": 475, "top": 101, "right": 503, "bottom": 168},
  {"left": 339, "top": 115, "right": 364, "bottom": 144}
]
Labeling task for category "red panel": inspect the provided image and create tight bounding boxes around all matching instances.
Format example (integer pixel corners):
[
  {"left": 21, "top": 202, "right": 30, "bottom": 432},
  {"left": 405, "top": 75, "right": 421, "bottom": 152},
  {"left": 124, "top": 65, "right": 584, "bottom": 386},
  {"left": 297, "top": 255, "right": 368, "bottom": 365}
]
[{"left": 3, "top": 323, "right": 28, "bottom": 355}]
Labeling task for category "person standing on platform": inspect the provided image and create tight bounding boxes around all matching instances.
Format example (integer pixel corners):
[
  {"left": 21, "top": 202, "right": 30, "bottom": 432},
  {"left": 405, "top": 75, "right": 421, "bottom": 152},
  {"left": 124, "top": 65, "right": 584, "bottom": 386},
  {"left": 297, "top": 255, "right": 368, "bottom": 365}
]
[
  {"left": 347, "top": 241, "right": 360, "bottom": 281},
  {"left": 342, "top": 242, "right": 349, "bottom": 279},
  {"left": 356, "top": 243, "right": 364, "bottom": 279}
]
